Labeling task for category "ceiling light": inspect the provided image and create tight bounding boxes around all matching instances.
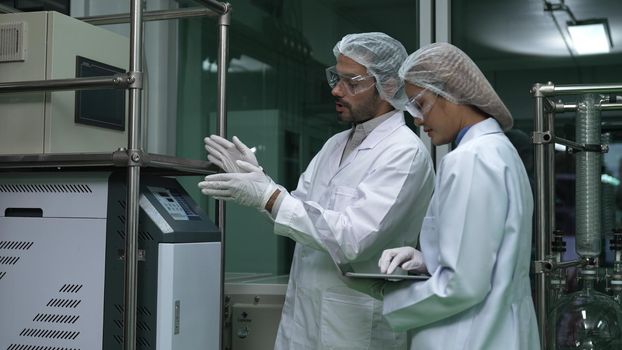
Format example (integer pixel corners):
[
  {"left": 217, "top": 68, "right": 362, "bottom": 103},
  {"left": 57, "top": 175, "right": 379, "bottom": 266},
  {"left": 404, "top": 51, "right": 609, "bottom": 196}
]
[{"left": 567, "top": 19, "right": 613, "bottom": 55}]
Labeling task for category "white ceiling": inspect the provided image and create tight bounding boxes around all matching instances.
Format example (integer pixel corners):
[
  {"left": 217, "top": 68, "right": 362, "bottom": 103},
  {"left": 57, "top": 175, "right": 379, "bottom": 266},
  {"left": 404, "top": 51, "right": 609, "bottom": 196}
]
[
  {"left": 455, "top": 0, "right": 622, "bottom": 57},
  {"left": 329, "top": 0, "right": 622, "bottom": 67}
]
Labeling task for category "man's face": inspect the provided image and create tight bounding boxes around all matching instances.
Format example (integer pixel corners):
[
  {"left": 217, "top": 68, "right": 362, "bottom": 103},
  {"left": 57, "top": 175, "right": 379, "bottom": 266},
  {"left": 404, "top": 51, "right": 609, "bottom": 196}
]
[
  {"left": 330, "top": 55, "right": 384, "bottom": 124},
  {"left": 406, "top": 83, "right": 461, "bottom": 146}
]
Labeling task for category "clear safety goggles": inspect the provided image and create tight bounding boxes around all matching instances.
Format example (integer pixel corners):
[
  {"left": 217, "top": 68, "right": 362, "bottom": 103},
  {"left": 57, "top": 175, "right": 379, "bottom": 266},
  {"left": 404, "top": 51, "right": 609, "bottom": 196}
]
[
  {"left": 325, "top": 66, "right": 375, "bottom": 95},
  {"left": 404, "top": 89, "right": 437, "bottom": 120}
]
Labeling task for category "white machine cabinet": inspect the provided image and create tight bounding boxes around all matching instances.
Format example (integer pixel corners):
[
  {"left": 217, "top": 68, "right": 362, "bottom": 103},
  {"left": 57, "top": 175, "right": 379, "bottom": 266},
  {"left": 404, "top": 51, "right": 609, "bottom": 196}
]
[
  {"left": 0, "top": 171, "right": 221, "bottom": 350},
  {"left": 223, "top": 274, "right": 288, "bottom": 350},
  {"left": 0, "top": 11, "right": 129, "bottom": 155}
]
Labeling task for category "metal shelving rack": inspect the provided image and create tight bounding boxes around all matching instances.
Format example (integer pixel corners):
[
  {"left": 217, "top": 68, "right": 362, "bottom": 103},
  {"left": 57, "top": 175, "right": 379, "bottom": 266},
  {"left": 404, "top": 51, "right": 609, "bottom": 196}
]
[
  {"left": 0, "top": 1, "right": 231, "bottom": 349},
  {"left": 531, "top": 82, "right": 622, "bottom": 350}
]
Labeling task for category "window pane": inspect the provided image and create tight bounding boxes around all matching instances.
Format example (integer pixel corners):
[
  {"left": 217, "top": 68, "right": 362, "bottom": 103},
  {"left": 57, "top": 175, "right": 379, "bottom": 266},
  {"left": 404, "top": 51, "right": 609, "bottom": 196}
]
[{"left": 176, "top": 0, "right": 418, "bottom": 274}]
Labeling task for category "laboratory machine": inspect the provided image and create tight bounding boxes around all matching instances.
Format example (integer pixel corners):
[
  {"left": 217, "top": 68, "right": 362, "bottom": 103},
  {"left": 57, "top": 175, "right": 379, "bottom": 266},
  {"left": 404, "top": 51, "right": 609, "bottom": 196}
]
[
  {"left": 531, "top": 87, "right": 622, "bottom": 349},
  {"left": 223, "top": 273, "right": 288, "bottom": 350},
  {"left": 0, "top": 171, "right": 221, "bottom": 350},
  {"left": 0, "top": 11, "right": 129, "bottom": 154}
]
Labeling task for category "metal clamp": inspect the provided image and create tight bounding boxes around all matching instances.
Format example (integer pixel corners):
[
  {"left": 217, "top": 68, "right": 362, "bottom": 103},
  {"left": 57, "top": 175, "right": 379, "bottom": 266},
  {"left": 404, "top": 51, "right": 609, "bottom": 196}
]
[
  {"left": 533, "top": 260, "right": 550, "bottom": 274},
  {"left": 531, "top": 82, "right": 555, "bottom": 97},
  {"left": 126, "top": 71, "right": 144, "bottom": 89},
  {"left": 118, "top": 248, "right": 146, "bottom": 261},
  {"left": 532, "top": 131, "right": 553, "bottom": 144},
  {"left": 127, "top": 149, "right": 145, "bottom": 166}
]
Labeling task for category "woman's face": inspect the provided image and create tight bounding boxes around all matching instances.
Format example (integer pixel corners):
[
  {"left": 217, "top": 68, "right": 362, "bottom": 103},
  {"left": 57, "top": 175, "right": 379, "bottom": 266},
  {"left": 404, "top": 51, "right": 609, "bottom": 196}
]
[{"left": 404, "top": 83, "right": 462, "bottom": 146}]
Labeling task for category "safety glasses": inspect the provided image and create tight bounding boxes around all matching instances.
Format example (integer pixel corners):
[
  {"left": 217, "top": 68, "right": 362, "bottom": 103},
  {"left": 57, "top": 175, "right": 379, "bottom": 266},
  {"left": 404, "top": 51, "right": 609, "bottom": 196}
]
[
  {"left": 404, "top": 89, "right": 437, "bottom": 120},
  {"left": 325, "top": 66, "right": 375, "bottom": 95}
]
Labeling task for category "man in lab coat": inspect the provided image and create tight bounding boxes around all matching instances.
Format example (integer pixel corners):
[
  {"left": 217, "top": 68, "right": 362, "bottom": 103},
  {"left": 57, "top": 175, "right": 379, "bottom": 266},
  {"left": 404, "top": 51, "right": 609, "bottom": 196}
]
[
  {"left": 374, "top": 43, "right": 540, "bottom": 349},
  {"left": 199, "top": 32, "right": 435, "bottom": 349}
]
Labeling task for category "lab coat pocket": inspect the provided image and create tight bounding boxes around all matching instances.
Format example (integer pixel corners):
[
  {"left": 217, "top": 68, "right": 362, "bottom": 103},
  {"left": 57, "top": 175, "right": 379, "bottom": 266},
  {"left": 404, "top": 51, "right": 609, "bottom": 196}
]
[
  {"left": 320, "top": 291, "right": 373, "bottom": 349},
  {"left": 330, "top": 186, "right": 358, "bottom": 211}
]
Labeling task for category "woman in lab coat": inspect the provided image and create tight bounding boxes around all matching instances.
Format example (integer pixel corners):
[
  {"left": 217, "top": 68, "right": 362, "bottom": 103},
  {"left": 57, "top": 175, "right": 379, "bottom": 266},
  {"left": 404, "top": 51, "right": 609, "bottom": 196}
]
[{"left": 377, "top": 43, "right": 541, "bottom": 349}]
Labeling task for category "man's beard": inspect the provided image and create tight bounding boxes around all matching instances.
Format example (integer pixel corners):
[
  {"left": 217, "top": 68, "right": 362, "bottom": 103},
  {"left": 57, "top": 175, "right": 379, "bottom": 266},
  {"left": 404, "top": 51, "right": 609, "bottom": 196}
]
[{"left": 336, "top": 95, "right": 382, "bottom": 125}]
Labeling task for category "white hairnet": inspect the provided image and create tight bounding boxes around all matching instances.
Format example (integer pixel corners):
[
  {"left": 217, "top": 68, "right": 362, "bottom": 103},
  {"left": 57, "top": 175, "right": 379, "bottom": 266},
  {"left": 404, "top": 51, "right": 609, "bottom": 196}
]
[
  {"left": 399, "top": 42, "right": 513, "bottom": 130},
  {"left": 333, "top": 32, "right": 408, "bottom": 109}
]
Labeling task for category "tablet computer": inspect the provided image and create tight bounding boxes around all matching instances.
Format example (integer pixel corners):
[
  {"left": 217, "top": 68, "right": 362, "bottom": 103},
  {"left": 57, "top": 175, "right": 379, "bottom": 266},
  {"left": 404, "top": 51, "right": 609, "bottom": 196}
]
[
  {"left": 335, "top": 261, "right": 429, "bottom": 281},
  {"left": 344, "top": 271, "right": 430, "bottom": 281}
]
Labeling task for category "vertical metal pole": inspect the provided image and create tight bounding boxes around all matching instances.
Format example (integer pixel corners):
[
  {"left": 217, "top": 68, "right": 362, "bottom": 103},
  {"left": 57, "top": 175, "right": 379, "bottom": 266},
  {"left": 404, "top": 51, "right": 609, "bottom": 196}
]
[
  {"left": 546, "top": 110, "right": 556, "bottom": 248},
  {"left": 216, "top": 6, "right": 230, "bottom": 350},
  {"left": 124, "top": 0, "right": 144, "bottom": 349},
  {"left": 434, "top": 0, "right": 451, "bottom": 163},
  {"left": 545, "top": 108, "right": 556, "bottom": 348},
  {"left": 417, "top": 0, "right": 434, "bottom": 162},
  {"left": 533, "top": 84, "right": 548, "bottom": 349},
  {"left": 434, "top": 0, "right": 452, "bottom": 162}
]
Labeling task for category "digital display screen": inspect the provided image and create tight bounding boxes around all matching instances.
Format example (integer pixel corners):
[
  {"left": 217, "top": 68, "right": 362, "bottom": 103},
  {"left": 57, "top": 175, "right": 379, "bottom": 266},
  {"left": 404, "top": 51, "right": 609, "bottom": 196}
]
[
  {"left": 75, "top": 56, "right": 126, "bottom": 131},
  {"left": 149, "top": 186, "right": 200, "bottom": 221}
]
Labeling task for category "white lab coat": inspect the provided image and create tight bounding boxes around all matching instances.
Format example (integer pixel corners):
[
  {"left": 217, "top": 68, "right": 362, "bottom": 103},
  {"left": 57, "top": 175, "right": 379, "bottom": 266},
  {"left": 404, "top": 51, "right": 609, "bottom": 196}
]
[
  {"left": 273, "top": 111, "right": 435, "bottom": 350},
  {"left": 383, "top": 118, "right": 540, "bottom": 350}
]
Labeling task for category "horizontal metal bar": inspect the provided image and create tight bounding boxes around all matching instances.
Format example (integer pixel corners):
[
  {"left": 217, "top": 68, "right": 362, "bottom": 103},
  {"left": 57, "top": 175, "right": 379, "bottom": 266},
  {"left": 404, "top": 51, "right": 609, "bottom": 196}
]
[
  {"left": 549, "top": 258, "right": 587, "bottom": 271},
  {"left": 0, "top": 151, "right": 218, "bottom": 175},
  {"left": 601, "top": 103, "right": 622, "bottom": 111},
  {"left": 535, "top": 257, "right": 587, "bottom": 273},
  {"left": 553, "top": 136, "right": 588, "bottom": 150},
  {"left": 0, "top": 75, "right": 129, "bottom": 93},
  {"left": 77, "top": 7, "right": 219, "bottom": 25},
  {"left": 194, "top": 0, "right": 229, "bottom": 15},
  {"left": 536, "top": 82, "right": 622, "bottom": 96},
  {"left": 554, "top": 84, "right": 622, "bottom": 95},
  {"left": 554, "top": 103, "right": 575, "bottom": 112},
  {"left": 0, "top": 152, "right": 126, "bottom": 168},
  {"left": 554, "top": 136, "right": 607, "bottom": 153},
  {"left": 555, "top": 102, "right": 622, "bottom": 112}
]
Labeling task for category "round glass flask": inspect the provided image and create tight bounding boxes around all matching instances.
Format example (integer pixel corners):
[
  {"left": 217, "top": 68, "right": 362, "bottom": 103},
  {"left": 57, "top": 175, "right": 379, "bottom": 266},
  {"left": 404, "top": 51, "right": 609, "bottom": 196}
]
[{"left": 548, "top": 268, "right": 622, "bottom": 349}]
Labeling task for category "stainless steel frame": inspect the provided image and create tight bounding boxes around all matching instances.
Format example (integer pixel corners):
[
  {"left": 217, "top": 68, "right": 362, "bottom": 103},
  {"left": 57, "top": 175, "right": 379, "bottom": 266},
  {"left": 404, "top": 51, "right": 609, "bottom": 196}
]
[
  {"left": 216, "top": 10, "right": 231, "bottom": 350},
  {"left": 531, "top": 82, "right": 622, "bottom": 350},
  {"left": 554, "top": 102, "right": 622, "bottom": 112},
  {"left": 0, "top": 75, "right": 132, "bottom": 93},
  {"left": 0, "top": 2, "right": 231, "bottom": 349},
  {"left": 78, "top": 7, "right": 220, "bottom": 25},
  {"left": 0, "top": 151, "right": 218, "bottom": 174}
]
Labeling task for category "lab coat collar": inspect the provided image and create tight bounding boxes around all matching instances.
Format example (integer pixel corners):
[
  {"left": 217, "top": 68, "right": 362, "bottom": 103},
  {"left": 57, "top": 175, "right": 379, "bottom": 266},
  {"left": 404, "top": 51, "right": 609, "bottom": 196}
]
[
  {"left": 352, "top": 111, "right": 393, "bottom": 138},
  {"left": 356, "top": 110, "right": 405, "bottom": 151},
  {"left": 330, "top": 110, "right": 405, "bottom": 174},
  {"left": 457, "top": 117, "right": 503, "bottom": 147}
]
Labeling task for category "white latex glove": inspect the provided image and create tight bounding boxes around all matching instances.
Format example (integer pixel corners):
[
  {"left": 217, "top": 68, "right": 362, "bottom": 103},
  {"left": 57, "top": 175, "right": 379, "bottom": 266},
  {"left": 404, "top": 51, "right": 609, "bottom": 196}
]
[
  {"left": 378, "top": 246, "right": 426, "bottom": 274},
  {"left": 198, "top": 160, "right": 278, "bottom": 209},
  {"left": 204, "top": 135, "right": 259, "bottom": 173}
]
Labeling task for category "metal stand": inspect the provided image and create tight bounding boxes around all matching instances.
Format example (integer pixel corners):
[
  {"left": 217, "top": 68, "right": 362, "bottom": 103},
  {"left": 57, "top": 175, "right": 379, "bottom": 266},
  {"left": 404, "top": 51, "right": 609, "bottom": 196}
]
[
  {"left": 531, "top": 82, "right": 622, "bottom": 350},
  {"left": 0, "top": 1, "right": 232, "bottom": 349}
]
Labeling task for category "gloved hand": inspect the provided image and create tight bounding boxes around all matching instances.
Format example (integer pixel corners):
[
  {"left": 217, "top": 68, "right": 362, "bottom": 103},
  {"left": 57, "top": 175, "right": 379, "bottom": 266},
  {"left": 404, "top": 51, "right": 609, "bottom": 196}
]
[
  {"left": 198, "top": 160, "right": 278, "bottom": 209},
  {"left": 378, "top": 246, "right": 426, "bottom": 274},
  {"left": 340, "top": 275, "right": 387, "bottom": 300},
  {"left": 204, "top": 135, "right": 259, "bottom": 173}
]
